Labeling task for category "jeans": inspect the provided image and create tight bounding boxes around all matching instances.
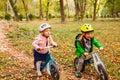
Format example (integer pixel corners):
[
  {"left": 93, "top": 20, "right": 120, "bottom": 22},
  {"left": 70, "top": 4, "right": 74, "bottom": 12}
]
[{"left": 76, "top": 54, "right": 86, "bottom": 72}]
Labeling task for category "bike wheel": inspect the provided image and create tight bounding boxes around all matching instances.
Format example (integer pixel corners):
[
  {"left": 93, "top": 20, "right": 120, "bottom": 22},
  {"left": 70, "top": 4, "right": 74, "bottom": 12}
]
[
  {"left": 74, "top": 57, "right": 85, "bottom": 72},
  {"left": 98, "top": 64, "right": 108, "bottom": 80},
  {"left": 50, "top": 63, "right": 60, "bottom": 80}
]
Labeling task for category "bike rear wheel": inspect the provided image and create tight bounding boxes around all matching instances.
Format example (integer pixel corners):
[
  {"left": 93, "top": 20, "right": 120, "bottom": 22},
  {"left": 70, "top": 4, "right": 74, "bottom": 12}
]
[
  {"left": 50, "top": 63, "right": 60, "bottom": 80},
  {"left": 98, "top": 64, "right": 108, "bottom": 80}
]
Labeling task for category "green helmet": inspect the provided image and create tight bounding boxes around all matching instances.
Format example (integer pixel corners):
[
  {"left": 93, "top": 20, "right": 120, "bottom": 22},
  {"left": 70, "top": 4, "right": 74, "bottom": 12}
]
[{"left": 80, "top": 24, "right": 94, "bottom": 32}]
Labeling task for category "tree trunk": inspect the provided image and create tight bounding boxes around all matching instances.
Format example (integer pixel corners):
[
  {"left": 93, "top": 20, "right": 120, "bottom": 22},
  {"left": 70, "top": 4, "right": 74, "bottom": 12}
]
[
  {"left": 116, "top": 12, "right": 119, "bottom": 17},
  {"left": 22, "top": 0, "right": 28, "bottom": 21},
  {"left": 9, "top": 0, "right": 19, "bottom": 21},
  {"left": 74, "top": 0, "right": 80, "bottom": 20},
  {"left": 66, "top": 0, "right": 70, "bottom": 18},
  {"left": 46, "top": 1, "right": 50, "bottom": 21},
  {"left": 79, "top": 0, "right": 85, "bottom": 20},
  {"left": 111, "top": 0, "right": 115, "bottom": 18},
  {"left": 83, "top": 0, "right": 86, "bottom": 19},
  {"left": 74, "top": 0, "right": 86, "bottom": 20},
  {"left": 93, "top": 0, "right": 97, "bottom": 21},
  {"left": 6, "top": 1, "right": 10, "bottom": 13},
  {"left": 60, "top": 0, "right": 65, "bottom": 23},
  {"left": 39, "top": 0, "right": 43, "bottom": 20}
]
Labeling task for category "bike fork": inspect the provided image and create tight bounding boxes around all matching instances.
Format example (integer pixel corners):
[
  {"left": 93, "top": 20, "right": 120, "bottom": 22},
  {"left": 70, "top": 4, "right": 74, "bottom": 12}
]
[{"left": 92, "top": 53, "right": 106, "bottom": 74}]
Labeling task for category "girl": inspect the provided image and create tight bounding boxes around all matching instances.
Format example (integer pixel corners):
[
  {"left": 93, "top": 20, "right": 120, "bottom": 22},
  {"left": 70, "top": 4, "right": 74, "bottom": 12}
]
[{"left": 32, "top": 23, "right": 57, "bottom": 76}]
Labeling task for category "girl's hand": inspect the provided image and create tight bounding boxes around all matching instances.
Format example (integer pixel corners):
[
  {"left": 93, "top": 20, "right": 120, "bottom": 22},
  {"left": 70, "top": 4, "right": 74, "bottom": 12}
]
[
  {"left": 37, "top": 48, "right": 40, "bottom": 51},
  {"left": 53, "top": 44, "right": 57, "bottom": 47},
  {"left": 37, "top": 47, "right": 44, "bottom": 51}
]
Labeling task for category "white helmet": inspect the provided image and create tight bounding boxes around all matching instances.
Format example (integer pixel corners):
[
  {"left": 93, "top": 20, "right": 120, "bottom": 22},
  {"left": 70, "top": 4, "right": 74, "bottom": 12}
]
[{"left": 38, "top": 23, "right": 51, "bottom": 32}]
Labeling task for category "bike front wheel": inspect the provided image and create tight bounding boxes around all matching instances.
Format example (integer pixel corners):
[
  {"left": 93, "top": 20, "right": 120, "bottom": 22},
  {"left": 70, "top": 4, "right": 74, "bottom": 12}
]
[
  {"left": 98, "top": 64, "right": 108, "bottom": 80},
  {"left": 50, "top": 63, "right": 60, "bottom": 80}
]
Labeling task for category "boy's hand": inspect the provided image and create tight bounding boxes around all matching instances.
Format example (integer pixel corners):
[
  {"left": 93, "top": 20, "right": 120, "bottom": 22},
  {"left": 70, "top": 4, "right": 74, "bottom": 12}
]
[
  {"left": 84, "top": 52, "right": 89, "bottom": 56},
  {"left": 99, "top": 47, "right": 104, "bottom": 51}
]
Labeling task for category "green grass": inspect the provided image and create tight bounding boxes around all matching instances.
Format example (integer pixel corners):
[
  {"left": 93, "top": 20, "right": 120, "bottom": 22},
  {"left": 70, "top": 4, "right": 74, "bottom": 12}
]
[{"left": 6, "top": 19, "right": 120, "bottom": 79}]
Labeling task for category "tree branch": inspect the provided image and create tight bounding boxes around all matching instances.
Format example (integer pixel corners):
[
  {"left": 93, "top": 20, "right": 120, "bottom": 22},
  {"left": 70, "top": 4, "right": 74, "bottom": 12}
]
[{"left": 13, "top": 0, "right": 17, "bottom": 6}]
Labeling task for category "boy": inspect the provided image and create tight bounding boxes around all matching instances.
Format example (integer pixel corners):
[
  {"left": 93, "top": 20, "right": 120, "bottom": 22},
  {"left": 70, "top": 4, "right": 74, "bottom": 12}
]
[
  {"left": 32, "top": 23, "right": 57, "bottom": 76},
  {"left": 74, "top": 24, "right": 103, "bottom": 78}
]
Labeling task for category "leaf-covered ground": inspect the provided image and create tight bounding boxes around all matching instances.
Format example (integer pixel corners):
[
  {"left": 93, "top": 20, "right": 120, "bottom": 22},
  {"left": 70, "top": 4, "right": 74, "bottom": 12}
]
[{"left": 0, "top": 19, "right": 120, "bottom": 80}]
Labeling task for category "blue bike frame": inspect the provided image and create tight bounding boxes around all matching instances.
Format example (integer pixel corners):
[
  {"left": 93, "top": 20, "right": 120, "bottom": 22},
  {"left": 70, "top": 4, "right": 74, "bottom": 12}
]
[{"left": 40, "top": 53, "right": 57, "bottom": 71}]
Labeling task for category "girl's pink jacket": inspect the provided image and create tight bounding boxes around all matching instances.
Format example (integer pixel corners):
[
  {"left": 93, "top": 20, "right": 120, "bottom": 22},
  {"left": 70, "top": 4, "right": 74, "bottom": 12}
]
[{"left": 32, "top": 34, "right": 57, "bottom": 54}]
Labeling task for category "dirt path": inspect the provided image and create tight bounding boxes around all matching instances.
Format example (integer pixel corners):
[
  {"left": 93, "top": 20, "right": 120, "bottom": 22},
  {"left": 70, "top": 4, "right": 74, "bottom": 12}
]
[{"left": 0, "top": 21, "right": 33, "bottom": 67}]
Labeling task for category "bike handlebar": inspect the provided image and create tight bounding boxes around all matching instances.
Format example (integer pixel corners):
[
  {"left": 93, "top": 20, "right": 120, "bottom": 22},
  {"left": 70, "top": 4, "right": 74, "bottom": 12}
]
[
  {"left": 44, "top": 46, "right": 56, "bottom": 49},
  {"left": 90, "top": 50, "right": 99, "bottom": 54},
  {"left": 37, "top": 46, "right": 56, "bottom": 51}
]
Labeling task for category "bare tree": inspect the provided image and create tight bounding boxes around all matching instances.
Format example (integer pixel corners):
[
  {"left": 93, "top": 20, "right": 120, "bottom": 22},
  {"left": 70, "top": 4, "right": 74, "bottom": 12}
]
[
  {"left": 74, "top": 0, "right": 86, "bottom": 20},
  {"left": 79, "top": 0, "right": 86, "bottom": 20},
  {"left": 9, "top": 0, "right": 19, "bottom": 21},
  {"left": 74, "top": 0, "right": 80, "bottom": 20},
  {"left": 66, "top": 0, "right": 70, "bottom": 18},
  {"left": 46, "top": 1, "right": 50, "bottom": 21},
  {"left": 60, "top": 0, "right": 65, "bottom": 23},
  {"left": 39, "top": 0, "right": 43, "bottom": 20},
  {"left": 110, "top": 0, "right": 115, "bottom": 18},
  {"left": 22, "top": 0, "right": 29, "bottom": 21},
  {"left": 93, "top": 0, "right": 97, "bottom": 21},
  {"left": 6, "top": 1, "right": 11, "bottom": 13}
]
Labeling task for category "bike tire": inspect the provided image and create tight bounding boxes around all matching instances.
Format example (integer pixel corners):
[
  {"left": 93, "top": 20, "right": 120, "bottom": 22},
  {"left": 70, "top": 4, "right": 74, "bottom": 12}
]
[
  {"left": 50, "top": 63, "right": 60, "bottom": 80},
  {"left": 98, "top": 64, "right": 108, "bottom": 80}
]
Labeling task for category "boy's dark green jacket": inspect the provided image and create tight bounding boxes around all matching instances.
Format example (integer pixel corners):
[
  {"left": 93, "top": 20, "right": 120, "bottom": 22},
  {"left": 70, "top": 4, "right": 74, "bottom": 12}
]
[{"left": 75, "top": 34, "right": 102, "bottom": 57}]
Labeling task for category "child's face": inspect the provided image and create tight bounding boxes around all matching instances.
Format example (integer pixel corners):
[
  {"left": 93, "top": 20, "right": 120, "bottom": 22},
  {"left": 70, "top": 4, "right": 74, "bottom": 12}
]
[
  {"left": 84, "top": 32, "right": 93, "bottom": 39},
  {"left": 42, "top": 28, "right": 51, "bottom": 37}
]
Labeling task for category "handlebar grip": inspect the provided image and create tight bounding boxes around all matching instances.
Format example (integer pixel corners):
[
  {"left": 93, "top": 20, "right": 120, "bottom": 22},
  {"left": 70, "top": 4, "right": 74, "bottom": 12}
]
[
  {"left": 53, "top": 45, "right": 57, "bottom": 47},
  {"left": 37, "top": 48, "right": 40, "bottom": 51}
]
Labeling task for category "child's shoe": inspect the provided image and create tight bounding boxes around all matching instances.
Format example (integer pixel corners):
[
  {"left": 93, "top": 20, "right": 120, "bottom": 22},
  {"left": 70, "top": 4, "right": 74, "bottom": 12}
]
[
  {"left": 37, "top": 71, "right": 42, "bottom": 77},
  {"left": 46, "top": 63, "right": 51, "bottom": 75},
  {"left": 75, "top": 72, "right": 81, "bottom": 78},
  {"left": 46, "top": 69, "right": 51, "bottom": 75}
]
